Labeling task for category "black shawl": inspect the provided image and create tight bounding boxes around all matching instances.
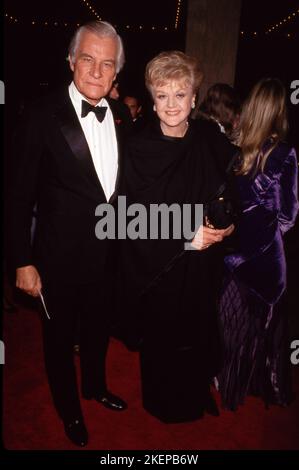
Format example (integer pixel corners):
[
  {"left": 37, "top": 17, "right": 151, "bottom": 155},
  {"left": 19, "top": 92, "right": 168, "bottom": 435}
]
[
  {"left": 118, "top": 117, "right": 235, "bottom": 365},
  {"left": 121, "top": 117, "right": 234, "bottom": 292}
]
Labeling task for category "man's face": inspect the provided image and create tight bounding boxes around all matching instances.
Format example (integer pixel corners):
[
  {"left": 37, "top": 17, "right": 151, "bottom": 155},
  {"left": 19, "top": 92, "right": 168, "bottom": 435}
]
[
  {"left": 124, "top": 96, "right": 140, "bottom": 119},
  {"left": 69, "top": 31, "right": 117, "bottom": 105}
]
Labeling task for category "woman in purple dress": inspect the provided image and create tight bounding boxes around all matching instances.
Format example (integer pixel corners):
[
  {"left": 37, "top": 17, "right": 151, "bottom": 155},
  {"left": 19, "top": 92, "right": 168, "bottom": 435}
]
[{"left": 217, "top": 78, "right": 299, "bottom": 410}]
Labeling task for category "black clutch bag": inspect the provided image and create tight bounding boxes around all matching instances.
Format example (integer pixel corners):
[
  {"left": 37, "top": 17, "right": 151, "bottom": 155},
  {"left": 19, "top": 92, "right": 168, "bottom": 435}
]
[
  {"left": 204, "top": 150, "right": 239, "bottom": 229},
  {"left": 204, "top": 193, "right": 235, "bottom": 229}
]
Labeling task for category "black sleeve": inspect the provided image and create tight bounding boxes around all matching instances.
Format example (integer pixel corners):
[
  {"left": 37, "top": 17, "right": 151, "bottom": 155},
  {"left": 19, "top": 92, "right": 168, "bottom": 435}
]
[{"left": 7, "top": 104, "right": 44, "bottom": 270}]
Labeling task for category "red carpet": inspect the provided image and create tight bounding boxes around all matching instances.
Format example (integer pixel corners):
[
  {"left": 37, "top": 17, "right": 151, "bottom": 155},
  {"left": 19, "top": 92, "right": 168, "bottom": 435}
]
[{"left": 2, "top": 306, "right": 299, "bottom": 450}]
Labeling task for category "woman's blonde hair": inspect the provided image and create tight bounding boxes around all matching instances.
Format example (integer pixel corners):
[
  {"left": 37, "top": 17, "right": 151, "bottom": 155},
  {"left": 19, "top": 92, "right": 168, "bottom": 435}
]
[
  {"left": 145, "top": 51, "right": 203, "bottom": 94},
  {"left": 236, "top": 78, "right": 288, "bottom": 175}
]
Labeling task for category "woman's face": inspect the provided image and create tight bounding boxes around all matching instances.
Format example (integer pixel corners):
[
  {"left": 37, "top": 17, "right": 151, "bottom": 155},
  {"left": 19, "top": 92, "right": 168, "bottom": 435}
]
[{"left": 152, "top": 80, "right": 195, "bottom": 137}]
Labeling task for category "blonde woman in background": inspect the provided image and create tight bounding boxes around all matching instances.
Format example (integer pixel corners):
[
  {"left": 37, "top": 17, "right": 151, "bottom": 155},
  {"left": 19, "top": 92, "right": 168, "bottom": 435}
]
[{"left": 217, "top": 78, "right": 299, "bottom": 410}]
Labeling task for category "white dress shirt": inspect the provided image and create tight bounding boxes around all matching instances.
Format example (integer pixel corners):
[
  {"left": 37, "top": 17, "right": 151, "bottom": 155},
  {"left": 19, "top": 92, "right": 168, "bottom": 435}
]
[{"left": 69, "top": 81, "right": 118, "bottom": 201}]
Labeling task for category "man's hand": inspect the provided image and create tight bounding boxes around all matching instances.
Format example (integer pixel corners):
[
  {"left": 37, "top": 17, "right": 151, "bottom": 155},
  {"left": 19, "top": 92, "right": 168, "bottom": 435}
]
[{"left": 16, "top": 265, "right": 42, "bottom": 297}]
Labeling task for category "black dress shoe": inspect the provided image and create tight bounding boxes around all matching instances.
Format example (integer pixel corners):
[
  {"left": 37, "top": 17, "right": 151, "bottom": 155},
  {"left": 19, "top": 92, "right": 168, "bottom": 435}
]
[
  {"left": 84, "top": 391, "right": 127, "bottom": 411},
  {"left": 204, "top": 391, "right": 220, "bottom": 417},
  {"left": 63, "top": 418, "right": 88, "bottom": 447}
]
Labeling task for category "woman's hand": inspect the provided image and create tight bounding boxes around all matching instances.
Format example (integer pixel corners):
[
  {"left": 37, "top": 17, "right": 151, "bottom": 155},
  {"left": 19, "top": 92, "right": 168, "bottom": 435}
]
[
  {"left": 190, "top": 222, "right": 235, "bottom": 251},
  {"left": 221, "top": 223, "right": 235, "bottom": 237}
]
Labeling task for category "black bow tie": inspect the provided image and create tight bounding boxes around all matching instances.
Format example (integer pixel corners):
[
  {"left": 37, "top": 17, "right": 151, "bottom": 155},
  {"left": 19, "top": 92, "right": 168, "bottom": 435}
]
[{"left": 81, "top": 100, "right": 107, "bottom": 122}]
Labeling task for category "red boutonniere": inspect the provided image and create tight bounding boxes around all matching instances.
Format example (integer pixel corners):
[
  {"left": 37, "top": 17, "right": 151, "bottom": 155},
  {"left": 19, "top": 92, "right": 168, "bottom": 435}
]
[{"left": 115, "top": 119, "right": 122, "bottom": 125}]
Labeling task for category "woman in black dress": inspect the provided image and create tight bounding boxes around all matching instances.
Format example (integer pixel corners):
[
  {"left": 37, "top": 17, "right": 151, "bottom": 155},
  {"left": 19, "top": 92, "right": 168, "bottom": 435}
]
[{"left": 121, "top": 51, "right": 235, "bottom": 423}]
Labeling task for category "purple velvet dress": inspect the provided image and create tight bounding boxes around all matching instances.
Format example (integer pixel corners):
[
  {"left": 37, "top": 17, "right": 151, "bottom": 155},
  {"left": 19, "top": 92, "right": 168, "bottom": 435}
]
[{"left": 217, "top": 142, "right": 299, "bottom": 410}]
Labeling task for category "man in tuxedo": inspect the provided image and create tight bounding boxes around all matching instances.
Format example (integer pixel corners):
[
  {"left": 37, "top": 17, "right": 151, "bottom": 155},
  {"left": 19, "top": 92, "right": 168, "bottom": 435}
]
[
  {"left": 123, "top": 94, "right": 146, "bottom": 132},
  {"left": 9, "top": 21, "right": 131, "bottom": 447}
]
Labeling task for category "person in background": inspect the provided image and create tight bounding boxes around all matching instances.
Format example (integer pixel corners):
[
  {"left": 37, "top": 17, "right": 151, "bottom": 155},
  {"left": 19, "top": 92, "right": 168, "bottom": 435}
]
[
  {"left": 123, "top": 94, "right": 145, "bottom": 132},
  {"left": 198, "top": 83, "right": 241, "bottom": 142},
  {"left": 123, "top": 95, "right": 141, "bottom": 120},
  {"left": 217, "top": 78, "right": 299, "bottom": 410},
  {"left": 120, "top": 51, "right": 235, "bottom": 423},
  {"left": 109, "top": 81, "right": 120, "bottom": 100},
  {"left": 9, "top": 20, "right": 131, "bottom": 447}
]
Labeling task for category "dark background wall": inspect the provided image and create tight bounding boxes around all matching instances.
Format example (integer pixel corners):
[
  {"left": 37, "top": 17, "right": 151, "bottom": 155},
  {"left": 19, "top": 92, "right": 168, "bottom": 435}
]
[
  {"left": 3, "top": 0, "right": 189, "bottom": 115},
  {"left": 3, "top": 0, "right": 299, "bottom": 147}
]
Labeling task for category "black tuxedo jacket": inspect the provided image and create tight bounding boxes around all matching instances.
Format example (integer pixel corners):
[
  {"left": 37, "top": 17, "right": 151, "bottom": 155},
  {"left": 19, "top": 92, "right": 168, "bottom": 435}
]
[{"left": 9, "top": 88, "right": 132, "bottom": 284}]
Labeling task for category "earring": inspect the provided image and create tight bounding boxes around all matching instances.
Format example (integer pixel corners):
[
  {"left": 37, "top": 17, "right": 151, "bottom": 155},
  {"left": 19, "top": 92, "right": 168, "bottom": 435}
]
[
  {"left": 191, "top": 102, "right": 195, "bottom": 109},
  {"left": 153, "top": 104, "right": 156, "bottom": 112}
]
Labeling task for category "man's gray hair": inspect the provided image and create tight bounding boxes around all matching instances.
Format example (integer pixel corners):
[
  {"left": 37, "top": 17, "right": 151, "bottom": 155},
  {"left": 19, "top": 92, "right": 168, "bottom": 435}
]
[{"left": 68, "top": 21, "right": 125, "bottom": 73}]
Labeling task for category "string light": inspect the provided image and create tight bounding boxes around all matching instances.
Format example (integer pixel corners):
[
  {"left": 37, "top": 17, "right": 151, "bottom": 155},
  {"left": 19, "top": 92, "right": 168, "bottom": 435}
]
[
  {"left": 175, "top": 0, "right": 182, "bottom": 30},
  {"left": 81, "top": 0, "right": 101, "bottom": 21},
  {"left": 4, "top": 3, "right": 298, "bottom": 37},
  {"left": 4, "top": 15, "right": 172, "bottom": 32},
  {"left": 4, "top": 13, "right": 18, "bottom": 23},
  {"left": 241, "top": 30, "right": 295, "bottom": 39},
  {"left": 240, "top": 29, "right": 296, "bottom": 39},
  {"left": 265, "top": 8, "right": 299, "bottom": 34},
  {"left": 4, "top": 7, "right": 172, "bottom": 33},
  {"left": 4, "top": 15, "right": 82, "bottom": 29},
  {"left": 237, "top": 7, "right": 298, "bottom": 38}
]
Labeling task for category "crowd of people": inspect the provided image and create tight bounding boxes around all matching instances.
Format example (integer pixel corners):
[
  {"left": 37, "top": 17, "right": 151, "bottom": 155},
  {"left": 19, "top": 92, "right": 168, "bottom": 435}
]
[{"left": 6, "top": 20, "right": 299, "bottom": 447}]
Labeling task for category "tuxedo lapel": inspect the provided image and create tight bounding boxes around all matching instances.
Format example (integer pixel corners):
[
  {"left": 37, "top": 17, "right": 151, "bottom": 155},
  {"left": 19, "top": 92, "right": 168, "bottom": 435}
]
[{"left": 54, "top": 91, "right": 106, "bottom": 198}]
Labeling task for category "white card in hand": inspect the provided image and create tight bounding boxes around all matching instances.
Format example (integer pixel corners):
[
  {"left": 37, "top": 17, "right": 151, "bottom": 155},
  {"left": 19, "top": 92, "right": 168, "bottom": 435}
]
[{"left": 39, "top": 291, "right": 51, "bottom": 320}]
